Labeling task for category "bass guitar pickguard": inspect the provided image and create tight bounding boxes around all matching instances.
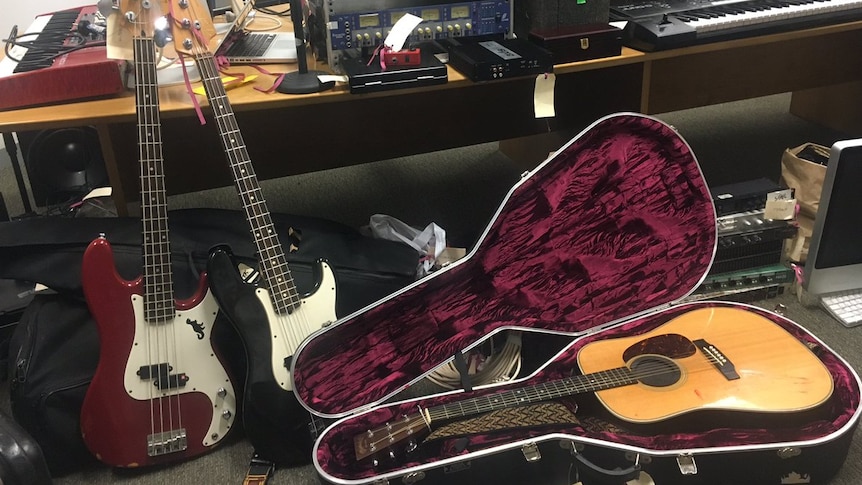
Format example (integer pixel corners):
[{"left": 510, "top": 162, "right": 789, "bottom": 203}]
[{"left": 80, "top": 238, "right": 236, "bottom": 467}]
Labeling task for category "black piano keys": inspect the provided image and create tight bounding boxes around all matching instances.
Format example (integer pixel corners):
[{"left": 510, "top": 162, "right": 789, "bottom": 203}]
[{"left": 13, "top": 9, "right": 83, "bottom": 74}]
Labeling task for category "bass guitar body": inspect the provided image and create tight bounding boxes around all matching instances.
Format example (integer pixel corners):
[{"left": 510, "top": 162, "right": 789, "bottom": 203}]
[
  {"left": 80, "top": 238, "right": 237, "bottom": 467},
  {"left": 207, "top": 244, "right": 337, "bottom": 465}
]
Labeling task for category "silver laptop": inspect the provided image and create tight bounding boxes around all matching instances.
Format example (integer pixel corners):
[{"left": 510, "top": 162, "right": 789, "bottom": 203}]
[
  {"left": 803, "top": 138, "right": 862, "bottom": 327},
  {"left": 214, "top": 0, "right": 298, "bottom": 64}
]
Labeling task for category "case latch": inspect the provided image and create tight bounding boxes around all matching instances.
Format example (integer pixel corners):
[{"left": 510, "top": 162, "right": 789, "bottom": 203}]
[
  {"left": 402, "top": 471, "right": 426, "bottom": 484},
  {"left": 676, "top": 454, "right": 698, "bottom": 475},
  {"left": 777, "top": 447, "right": 802, "bottom": 459},
  {"left": 521, "top": 443, "right": 542, "bottom": 462}
]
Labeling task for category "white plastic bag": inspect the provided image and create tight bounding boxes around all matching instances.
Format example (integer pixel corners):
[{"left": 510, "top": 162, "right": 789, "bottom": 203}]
[{"left": 365, "top": 214, "right": 446, "bottom": 276}]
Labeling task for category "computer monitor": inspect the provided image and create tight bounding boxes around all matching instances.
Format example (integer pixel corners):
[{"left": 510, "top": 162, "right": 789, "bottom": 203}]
[{"left": 803, "top": 138, "right": 862, "bottom": 295}]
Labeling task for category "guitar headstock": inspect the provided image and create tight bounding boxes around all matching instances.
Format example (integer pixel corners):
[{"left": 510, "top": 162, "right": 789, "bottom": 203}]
[
  {"left": 102, "top": 0, "right": 171, "bottom": 60},
  {"left": 114, "top": 0, "right": 168, "bottom": 37},
  {"left": 165, "top": 0, "right": 219, "bottom": 58},
  {"left": 354, "top": 413, "right": 428, "bottom": 463}
]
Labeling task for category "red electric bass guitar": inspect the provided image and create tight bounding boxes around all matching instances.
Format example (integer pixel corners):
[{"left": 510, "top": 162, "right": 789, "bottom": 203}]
[{"left": 79, "top": 0, "right": 237, "bottom": 467}]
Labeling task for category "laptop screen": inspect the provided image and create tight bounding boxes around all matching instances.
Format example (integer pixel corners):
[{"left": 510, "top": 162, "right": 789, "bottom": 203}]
[
  {"left": 232, "top": 0, "right": 256, "bottom": 32},
  {"left": 209, "top": 0, "right": 256, "bottom": 52},
  {"left": 803, "top": 138, "right": 862, "bottom": 295}
]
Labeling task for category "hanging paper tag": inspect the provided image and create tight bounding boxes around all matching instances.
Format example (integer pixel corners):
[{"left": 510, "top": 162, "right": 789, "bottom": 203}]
[
  {"left": 764, "top": 188, "right": 796, "bottom": 220},
  {"left": 384, "top": 13, "right": 422, "bottom": 51},
  {"left": 534, "top": 73, "right": 556, "bottom": 118}
]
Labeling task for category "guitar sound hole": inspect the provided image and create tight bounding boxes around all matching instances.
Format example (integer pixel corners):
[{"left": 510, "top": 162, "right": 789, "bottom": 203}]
[{"left": 629, "top": 355, "right": 681, "bottom": 388}]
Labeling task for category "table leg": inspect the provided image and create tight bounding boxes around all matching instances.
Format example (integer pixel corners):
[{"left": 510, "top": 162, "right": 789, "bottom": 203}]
[
  {"left": 94, "top": 124, "right": 128, "bottom": 216},
  {"left": 1, "top": 131, "right": 33, "bottom": 215},
  {"left": 790, "top": 81, "right": 862, "bottom": 136}
]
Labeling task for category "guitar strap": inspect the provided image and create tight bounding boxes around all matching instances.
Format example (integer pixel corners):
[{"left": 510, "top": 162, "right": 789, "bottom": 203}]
[
  {"left": 424, "top": 402, "right": 580, "bottom": 441},
  {"left": 242, "top": 453, "right": 275, "bottom": 485},
  {"left": 453, "top": 351, "right": 473, "bottom": 392}
]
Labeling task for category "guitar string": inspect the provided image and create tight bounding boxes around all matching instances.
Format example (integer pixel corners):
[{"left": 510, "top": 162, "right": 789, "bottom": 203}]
[
  {"left": 137, "top": 30, "right": 183, "bottom": 447},
  {"left": 156, "top": 30, "right": 183, "bottom": 442},
  {"left": 148, "top": 31, "right": 180, "bottom": 446},
  {"left": 135, "top": 33, "right": 162, "bottom": 449},
  {"left": 134, "top": 32, "right": 158, "bottom": 449},
  {"left": 360, "top": 353, "right": 727, "bottom": 453},
  {"left": 193, "top": 47, "right": 315, "bottom": 375}
]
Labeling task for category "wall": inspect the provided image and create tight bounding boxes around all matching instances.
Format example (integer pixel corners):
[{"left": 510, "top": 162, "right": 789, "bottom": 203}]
[{"left": 1, "top": 0, "right": 82, "bottom": 149}]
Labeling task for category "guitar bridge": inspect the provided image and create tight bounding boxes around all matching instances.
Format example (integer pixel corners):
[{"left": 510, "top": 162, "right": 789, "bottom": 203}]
[
  {"left": 694, "top": 339, "right": 740, "bottom": 380},
  {"left": 147, "top": 428, "right": 188, "bottom": 456}
]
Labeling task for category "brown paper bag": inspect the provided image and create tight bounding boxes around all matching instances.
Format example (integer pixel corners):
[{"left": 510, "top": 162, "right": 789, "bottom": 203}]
[{"left": 780, "top": 143, "right": 829, "bottom": 263}]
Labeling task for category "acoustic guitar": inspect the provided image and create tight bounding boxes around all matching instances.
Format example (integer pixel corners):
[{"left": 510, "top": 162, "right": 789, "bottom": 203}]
[
  {"left": 166, "top": 0, "right": 337, "bottom": 465},
  {"left": 79, "top": 0, "right": 237, "bottom": 467},
  {"left": 354, "top": 306, "right": 834, "bottom": 462}
]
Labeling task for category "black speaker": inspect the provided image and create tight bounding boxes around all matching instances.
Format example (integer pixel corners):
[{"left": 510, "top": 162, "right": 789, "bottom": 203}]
[
  {"left": 17, "top": 127, "right": 108, "bottom": 207},
  {"left": 513, "top": 0, "right": 611, "bottom": 38}
]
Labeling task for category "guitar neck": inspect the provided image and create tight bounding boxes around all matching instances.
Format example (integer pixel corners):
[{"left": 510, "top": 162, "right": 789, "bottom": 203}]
[
  {"left": 194, "top": 53, "right": 300, "bottom": 314},
  {"left": 356, "top": 366, "right": 638, "bottom": 461},
  {"left": 426, "top": 367, "right": 637, "bottom": 423},
  {"left": 135, "top": 36, "right": 175, "bottom": 322}
]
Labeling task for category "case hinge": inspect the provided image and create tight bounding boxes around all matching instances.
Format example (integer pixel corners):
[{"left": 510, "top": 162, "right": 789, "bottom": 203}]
[
  {"left": 676, "top": 453, "right": 698, "bottom": 475},
  {"left": 521, "top": 443, "right": 542, "bottom": 462}
]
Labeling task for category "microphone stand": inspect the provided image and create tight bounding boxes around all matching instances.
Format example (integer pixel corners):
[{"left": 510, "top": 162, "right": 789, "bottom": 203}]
[{"left": 277, "top": 0, "right": 335, "bottom": 94}]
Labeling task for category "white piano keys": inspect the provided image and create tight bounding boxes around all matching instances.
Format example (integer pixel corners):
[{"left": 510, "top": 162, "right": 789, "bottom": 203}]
[
  {"left": 0, "top": 14, "right": 53, "bottom": 78},
  {"left": 684, "top": 0, "right": 862, "bottom": 33}
]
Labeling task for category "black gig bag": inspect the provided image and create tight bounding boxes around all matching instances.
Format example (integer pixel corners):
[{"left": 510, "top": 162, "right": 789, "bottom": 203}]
[
  {"left": 0, "top": 208, "right": 420, "bottom": 315},
  {"left": 0, "top": 208, "right": 420, "bottom": 475},
  {"left": 7, "top": 292, "right": 98, "bottom": 476}
]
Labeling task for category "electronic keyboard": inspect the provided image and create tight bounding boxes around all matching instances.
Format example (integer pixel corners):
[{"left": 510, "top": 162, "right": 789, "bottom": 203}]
[
  {"left": 0, "top": 6, "right": 126, "bottom": 111},
  {"left": 611, "top": 0, "right": 862, "bottom": 51}
]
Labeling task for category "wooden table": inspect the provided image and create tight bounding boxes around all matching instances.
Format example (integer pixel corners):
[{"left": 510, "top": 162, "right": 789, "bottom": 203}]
[{"left": 2, "top": 19, "right": 861, "bottom": 215}]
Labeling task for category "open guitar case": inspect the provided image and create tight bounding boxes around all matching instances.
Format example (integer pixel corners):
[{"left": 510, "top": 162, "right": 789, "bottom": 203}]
[{"left": 290, "top": 113, "right": 862, "bottom": 485}]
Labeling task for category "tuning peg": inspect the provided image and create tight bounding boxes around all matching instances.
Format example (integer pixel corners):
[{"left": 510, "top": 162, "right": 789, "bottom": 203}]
[
  {"left": 152, "top": 16, "right": 172, "bottom": 48},
  {"left": 154, "top": 27, "right": 172, "bottom": 48},
  {"left": 405, "top": 439, "right": 418, "bottom": 453}
]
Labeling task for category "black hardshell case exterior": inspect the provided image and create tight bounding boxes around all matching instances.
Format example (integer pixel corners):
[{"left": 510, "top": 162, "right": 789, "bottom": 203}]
[
  {"left": 0, "top": 407, "right": 52, "bottom": 485},
  {"left": 290, "top": 114, "right": 861, "bottom": 485}
]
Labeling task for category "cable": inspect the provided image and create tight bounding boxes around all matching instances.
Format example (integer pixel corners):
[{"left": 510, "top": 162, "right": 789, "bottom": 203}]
[
  {"left": 3, "top": 25, "right": 104, "bottom": 66},
  {"left": 426, "top": 331, "right": 523, "bottom": 390},
  {"left": 3, "top": 25, "right": 20, "bottom": 60},
  {"left": 245, "top": 15, "right": 283, "bottom": 32},
  {"left": 255, "top": 5, "right": 292, "bottom": 17}
]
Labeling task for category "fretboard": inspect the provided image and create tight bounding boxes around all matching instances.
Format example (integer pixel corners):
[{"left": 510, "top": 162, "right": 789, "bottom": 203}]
[
  {"left": 135, "top": 36, "right": 175, "bottom": 323},
  {"left": 427, "top": 367, "right": 638, "bottom": 422},
  {"left": 194, "top": 52, "right": 300, "bottom": 314}
]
